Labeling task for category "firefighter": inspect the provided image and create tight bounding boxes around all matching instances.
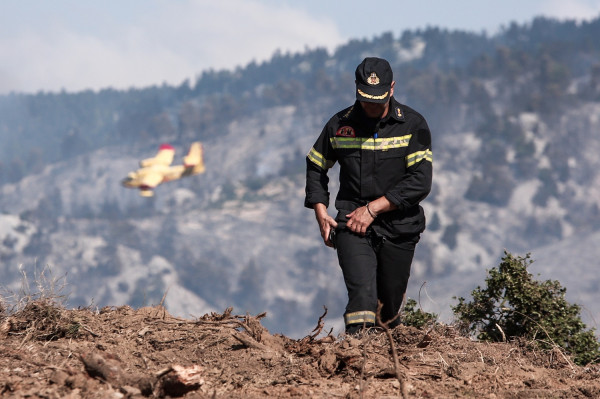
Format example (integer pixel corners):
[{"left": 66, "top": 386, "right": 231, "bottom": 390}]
[{"left": 305, "top": 57, "right": 433, "bottom": 334}]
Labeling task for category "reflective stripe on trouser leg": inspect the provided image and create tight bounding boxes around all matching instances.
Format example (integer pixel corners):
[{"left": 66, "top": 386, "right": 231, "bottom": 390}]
[
  {"left": 344, "top": 310, "right": 376, "bottom": 326},
  {"left": 335, "top": 229, "right": 378, "bottom": 329}
]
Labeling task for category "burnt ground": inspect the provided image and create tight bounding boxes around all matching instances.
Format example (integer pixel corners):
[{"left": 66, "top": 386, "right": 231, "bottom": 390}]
[{"left": 1, "top": 300, "right": 600, "bottom": 399}]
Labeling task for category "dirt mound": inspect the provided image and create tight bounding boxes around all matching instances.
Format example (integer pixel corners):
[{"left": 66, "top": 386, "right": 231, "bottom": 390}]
[{"left": 1, "top": 300, "right": 599, "bottom": 398}]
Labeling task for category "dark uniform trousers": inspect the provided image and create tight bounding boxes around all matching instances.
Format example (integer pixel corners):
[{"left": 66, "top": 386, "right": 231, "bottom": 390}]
[{"left": 335, "top": 227, "right": 419, "bottom": 333}]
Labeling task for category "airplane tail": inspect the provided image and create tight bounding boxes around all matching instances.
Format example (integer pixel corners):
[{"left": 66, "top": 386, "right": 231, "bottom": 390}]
[{"left": 183, "top": 142, "right": 205, "bottom": 175}]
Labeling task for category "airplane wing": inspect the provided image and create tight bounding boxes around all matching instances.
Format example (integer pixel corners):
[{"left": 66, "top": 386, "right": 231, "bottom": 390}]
[{"left": 139, "top": 144, "right": 175, "bottom": 167}]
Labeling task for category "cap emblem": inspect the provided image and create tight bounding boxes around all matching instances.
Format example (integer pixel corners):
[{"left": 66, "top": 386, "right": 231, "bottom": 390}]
[{"left": 367, "top": 73, "right": 380, "bottom": 85}]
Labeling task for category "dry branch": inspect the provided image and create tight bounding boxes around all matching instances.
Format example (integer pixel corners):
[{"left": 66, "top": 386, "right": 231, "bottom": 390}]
[
  {"left": 376, "top": 301, "right": 408, "bottom": 399},
  {"left": 231, "top": 331, "right": 269, "bottom": 351},
  {"left": 300, "top": 306, "right": 334, "bottom": 344},
  {"left": 80, "top": 351, "right": 154, "bottom": 395}
]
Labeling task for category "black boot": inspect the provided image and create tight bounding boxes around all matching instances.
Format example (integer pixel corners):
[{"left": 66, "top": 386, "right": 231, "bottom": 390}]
[{"left": 345, "top": 323, "right": 374, "bottom": 335}]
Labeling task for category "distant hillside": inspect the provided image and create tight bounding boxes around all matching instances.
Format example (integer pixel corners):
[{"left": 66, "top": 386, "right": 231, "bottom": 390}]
[{"left": 1, "top": 15, "right": 600, "bottom": 337}]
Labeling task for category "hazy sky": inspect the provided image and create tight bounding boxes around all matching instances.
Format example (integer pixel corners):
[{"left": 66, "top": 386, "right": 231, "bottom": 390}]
[{"left": 1, "top": 0, "right": 599, "bottom": 94}]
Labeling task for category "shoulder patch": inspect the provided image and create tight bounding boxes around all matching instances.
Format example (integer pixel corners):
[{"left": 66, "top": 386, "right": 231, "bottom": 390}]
[
  {"left": 395, "top": 107, "right": 405, "bottom": 120},
  {"left": 336, "top": 126, "right": 356, "bottom": 137}
]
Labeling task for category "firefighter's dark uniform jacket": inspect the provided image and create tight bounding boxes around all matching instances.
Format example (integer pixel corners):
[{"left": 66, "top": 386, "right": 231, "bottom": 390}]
[{"left": 305, "top": 97, "right": 433, "bottom": 237}]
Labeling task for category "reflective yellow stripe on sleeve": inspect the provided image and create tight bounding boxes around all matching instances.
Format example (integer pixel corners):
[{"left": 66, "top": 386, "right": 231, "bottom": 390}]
[
  {"left": 307, "top": 147, "right": 335, "bottom": 170},
  {"left": 344, "top": 310, "right": 376, "bottom": 326},
  {"left": 406, "top": 149, "right": 433, "bottom": 167}
]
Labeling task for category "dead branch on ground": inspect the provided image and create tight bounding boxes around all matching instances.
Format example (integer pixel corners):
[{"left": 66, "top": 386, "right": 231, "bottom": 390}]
[
  {"left": 376, "top": 301, "right": 408, "bottom": 399},
  {"left": 300, "top": 306, "right": 334, "bottom": 344}
]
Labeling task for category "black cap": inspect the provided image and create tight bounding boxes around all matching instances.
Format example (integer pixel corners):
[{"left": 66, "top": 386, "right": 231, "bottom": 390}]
[{"left": 355, "top": 57, "right": 393, "bottom": 104}]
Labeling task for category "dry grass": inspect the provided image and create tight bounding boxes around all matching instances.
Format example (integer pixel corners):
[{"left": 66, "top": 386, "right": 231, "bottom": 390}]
[
  {"left": 0, "top": 263, "right": 79, "bottom": 344},
  {"left": 1, "top": 263, "right": 69, "bottom": 313}
]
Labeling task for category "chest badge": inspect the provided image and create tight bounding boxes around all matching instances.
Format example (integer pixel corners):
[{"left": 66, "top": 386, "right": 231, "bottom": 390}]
[{"left": 336, "top": 126, "right": 356, "bottom": 137}]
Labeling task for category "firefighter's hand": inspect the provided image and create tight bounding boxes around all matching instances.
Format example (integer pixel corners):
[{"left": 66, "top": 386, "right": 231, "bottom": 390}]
[
  {"left": 319, "top": 215, "right": 338, "bottom": 247},
  {"left": 346, "top": 206, "right": 374, "bottom": 236},
  {"left": 314, "top": 204, "right": 338, "bottom": 247}
]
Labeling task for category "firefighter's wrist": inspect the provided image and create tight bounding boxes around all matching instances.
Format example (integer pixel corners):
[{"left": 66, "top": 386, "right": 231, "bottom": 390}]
[
  {"left": 366, "top": 202, "right": 377, "bottom": 219},
  {"left": 314, "top": 203, "right": 328, "bottom": 219}
]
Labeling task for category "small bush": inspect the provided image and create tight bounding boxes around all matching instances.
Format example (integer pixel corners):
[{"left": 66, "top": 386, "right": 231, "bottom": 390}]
[
  {"left": 402, "top": 298, "right": 438, "bottom": 329},
  {"left": 452, "top": 251, "right": 600, "bottom": 365}
]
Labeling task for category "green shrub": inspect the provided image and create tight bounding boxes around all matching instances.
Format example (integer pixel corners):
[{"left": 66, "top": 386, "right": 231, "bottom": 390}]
[
  {"left": 402, "top": 298, "right": 437, "bottom": 329},
  {"left": 452, "top": 251, "right": 600, "bottom": 365}
]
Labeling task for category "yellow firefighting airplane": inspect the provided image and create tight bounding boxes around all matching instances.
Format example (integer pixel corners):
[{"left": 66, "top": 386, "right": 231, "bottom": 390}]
[{"left": 121, "top": 142, "right": 205, "bottom": 197}]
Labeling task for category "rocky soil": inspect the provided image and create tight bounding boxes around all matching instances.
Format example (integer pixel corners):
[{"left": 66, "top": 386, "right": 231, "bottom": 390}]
[{"left": 1, "top": 300, "right": 600, "bottom": 398}]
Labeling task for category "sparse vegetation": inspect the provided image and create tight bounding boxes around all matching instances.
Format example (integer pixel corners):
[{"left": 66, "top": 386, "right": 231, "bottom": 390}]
[
  {"left": 402, "top": 298, "right": 438, "bottom": 329},
  {"left": 452, "top": 251, "right": 600, "bottom": 365},
  {"left": 0, "top": 264, "right": 81, "bottom": 342},
  {"left": 2, "top": 264, "right": 69, "bottom": 313}
]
